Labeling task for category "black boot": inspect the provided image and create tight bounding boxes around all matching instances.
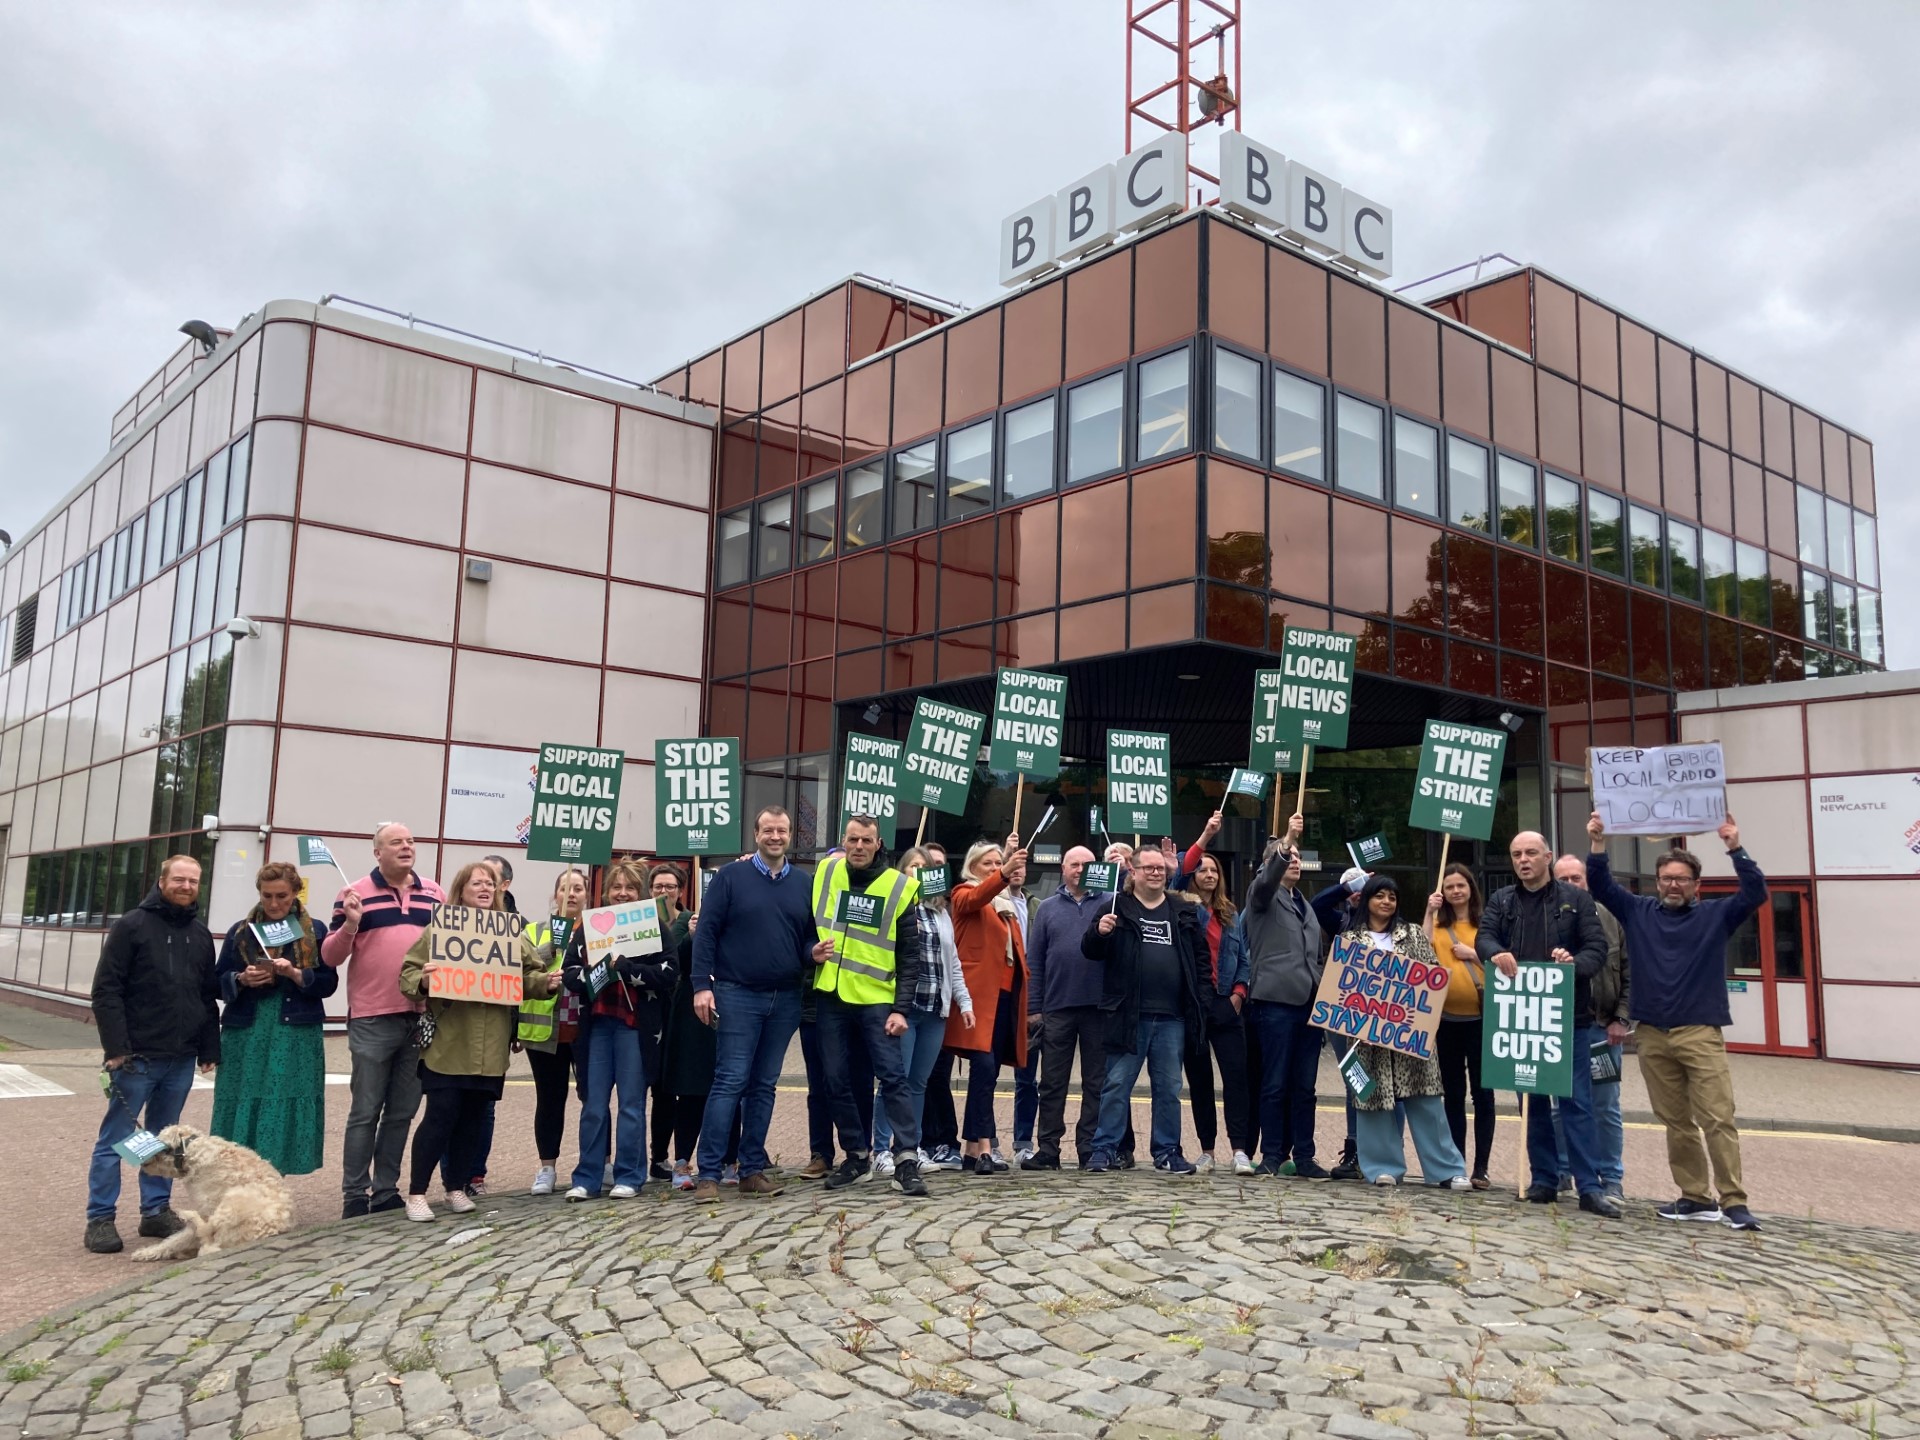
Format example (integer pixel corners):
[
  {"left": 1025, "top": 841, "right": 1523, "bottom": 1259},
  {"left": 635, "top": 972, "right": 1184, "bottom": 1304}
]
[{"left": 1329, "top": 1139, "right": 1361, "bottom": 1182}]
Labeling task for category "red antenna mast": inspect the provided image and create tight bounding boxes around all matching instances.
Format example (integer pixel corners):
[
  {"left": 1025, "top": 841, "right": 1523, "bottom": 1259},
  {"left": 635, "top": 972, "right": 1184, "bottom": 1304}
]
[{"left": 1125, "top": 0, "right": 1243, "bottom": 206}]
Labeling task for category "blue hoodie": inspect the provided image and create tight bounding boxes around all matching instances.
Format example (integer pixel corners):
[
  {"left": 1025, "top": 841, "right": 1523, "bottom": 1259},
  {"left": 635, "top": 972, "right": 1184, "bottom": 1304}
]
[{"left": 1587, "top": 847, "right": 1766, "bottom": 1030}]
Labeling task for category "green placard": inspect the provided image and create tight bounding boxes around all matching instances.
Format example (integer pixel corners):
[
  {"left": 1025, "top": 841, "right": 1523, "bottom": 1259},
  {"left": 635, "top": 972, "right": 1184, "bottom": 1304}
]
[
  {"left": 113, "top": 1128, "right": 168, "bottom": 1166},
  {"left": 1106, "top": 729, "right": 1172, "bottom": 836},
  {"left": 1588, "top": 1038, "right": 1621, "bottom": 1085},
  {"left": 1407, "top": 720, "right": 1509, "bottom": 841},
  {"left": 296, "top": 836, "right": 338, "bottom": 869},
  {"left": 1081, "top": 862, "right": 1121, "bottom": 894},
  {"left": 250, "top": 919, "right": 299, "bottom": 954},
  {"left": 835, "top": 891, "right": 883, "bottom": 929},
  {"left": 988, "top": 668, "right": 1067, "bottom": 779},
  {"left": 1346, "top": 833, "right": 1392, "bottom": 868},
  {"left": 1337, "top": 1044, "right": 1379, "bottom": 1103},
  {"left": 900, "top": 698, "right": 987, "bottom": 816},
  {"left": 840, "top": 734, "right": 902, "bottom": 829},
  {"left": 918, "top": 864, "right": 950, "bottom": 899},
  {"left": 1249, "top": 670, "right": 1298, "bottom": 774},
  {"left": 1271, "top": 626, "right": 1357, "bottom": 749},
  {"left": 1226, "top": 768, "right": 1270, "bottom": 805},
  {"left": 549, "top": 915, "right": 575, "bottom": 958},
  {"left": 583, "top": 958, "right": 613, "bottom": 999},
  {"left": 1481, "top": 962, "right": 1575, "bottom": 1097},
  {"left": 654, "top": 738, "right": 742, "bottom": 856},
  {"left": 529, "top": 741, "right": 625, "bottom": 865}
]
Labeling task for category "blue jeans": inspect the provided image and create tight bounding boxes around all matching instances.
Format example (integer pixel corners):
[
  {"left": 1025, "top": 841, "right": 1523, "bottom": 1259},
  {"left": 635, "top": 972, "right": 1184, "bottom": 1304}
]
[
  {"left": 697, "top": 983, "right": 801, "bottom": 1182},
  {"left": 1527, "top": 1023, "right": 1606, "bottom": 1197},
  {"left": 818, "top": 992, "right": 917, "bottom": 1156},
  {"left": 89, "top": 1055, "right": 197, "bottom": 1221},
  {"left": 1250, "top": 1000, "right": 1320, "bottom": 1168},
  {"left": 573, "top": 1016, "right": 647, "bottom": 1191},
  {"left": 1091, "top": 1014, "right": 1186, "bottom": 1164},
  {"left": 1592, "top": 1041, "right": 1624, "bottom": 1187},
  {"left": 875, "top": 1007, "right": 946, "bottom": 1152}
]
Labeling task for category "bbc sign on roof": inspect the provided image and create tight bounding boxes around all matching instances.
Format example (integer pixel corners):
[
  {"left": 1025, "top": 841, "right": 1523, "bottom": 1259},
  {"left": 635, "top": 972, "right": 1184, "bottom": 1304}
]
[{"left": 998, "top": 130, "right": 1392, "bottom": 289}]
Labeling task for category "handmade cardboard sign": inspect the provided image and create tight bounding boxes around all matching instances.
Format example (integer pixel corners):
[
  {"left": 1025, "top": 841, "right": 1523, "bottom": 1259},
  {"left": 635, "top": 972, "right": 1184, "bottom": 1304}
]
[
  {"left": 654, "top": 738, "right": 741, "bottom": 855},
  {"left": 1588, "top": 742, "right": 1726, "bottom": 836},
  {"left": 988, "top": 668, "right": 1066, "bottom": 779},
  {"left": 427, "top": 906, "right": 527, "bottom": 1006},
  {"left": 529, "top": 742, "right": 624, "bottom": 865},
  {"left": 581, "top": 900, "right": 663, "bottom": 963},
  {"left": 1106, "top": 729, "right": 1172, "bottom": 835},
  {"left": 1407, "top": 720, "right": 1509, "bottom": 840},
  {"left": 1481, "top": 961, "right": 1574, "bottom": 1096},
  {"left": 1308, "top": 935, "right": 1449, "bottom": 1059},
  {"left": 901, "top": 699, "right": 987, "bottom": 815},
  {"left": 841, "top": 733, "right": 902, "bottom": 827}
]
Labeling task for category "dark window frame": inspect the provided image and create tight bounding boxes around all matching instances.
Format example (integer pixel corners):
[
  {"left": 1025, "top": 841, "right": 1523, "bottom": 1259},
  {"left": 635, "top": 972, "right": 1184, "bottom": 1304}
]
[
  {"left": 1389, "top": 409, "right": 1441, "bottom": 520},
  {"left": 1332, "top": 389, "right": 1388, "bottom": 504},
  {"left": 1063, "top": 365, "right": 1130, "bottom": 489},
  {"left": 1271, "top": 361, "right": 1329, "bottom": 488},
  {"left": 1207, "top": 339, "right": 1265, "bottom": 466},
  {"left": 1130, "top": 342, "right": 1195, "bottom": 468},
  {"left": 714, "top": 504, "right": 753, "bottom": 590}
]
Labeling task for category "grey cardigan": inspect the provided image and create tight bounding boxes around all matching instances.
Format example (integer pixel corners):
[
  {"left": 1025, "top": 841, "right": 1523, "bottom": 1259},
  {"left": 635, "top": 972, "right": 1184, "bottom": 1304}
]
[{"left": 1243, "top": 848, "right": 1325, "bottom": 1006}]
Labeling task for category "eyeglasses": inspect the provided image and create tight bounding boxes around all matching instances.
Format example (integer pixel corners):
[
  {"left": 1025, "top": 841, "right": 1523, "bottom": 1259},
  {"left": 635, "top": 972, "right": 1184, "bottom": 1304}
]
[{"left": 1655, "top": 873, "right": 1697, "bottom": 887}]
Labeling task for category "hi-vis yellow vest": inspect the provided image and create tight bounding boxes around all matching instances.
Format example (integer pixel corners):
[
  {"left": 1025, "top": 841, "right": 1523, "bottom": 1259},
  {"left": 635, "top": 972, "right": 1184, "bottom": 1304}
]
[
  {"left": 811, "top": 857, "right": 918, "bottom": 1006},
  {"left": 515, "top": 920, "right": 564, "bottom": 1045}
]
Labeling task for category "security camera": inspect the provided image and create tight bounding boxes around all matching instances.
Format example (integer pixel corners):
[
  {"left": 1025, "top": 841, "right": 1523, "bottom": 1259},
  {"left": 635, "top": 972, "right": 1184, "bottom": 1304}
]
[
  {"left": 1497, "top": 711, "right": 1525, "bottom": 734},
  {"left": 225, "top": 616, "right": 259, "bottom": 640},
  {"left": 203, "top": 813, "right": 221, "bottom": 840}
]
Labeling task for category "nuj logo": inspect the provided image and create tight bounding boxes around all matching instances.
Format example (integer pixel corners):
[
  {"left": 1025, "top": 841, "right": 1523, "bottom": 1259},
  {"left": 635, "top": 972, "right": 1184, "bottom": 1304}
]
[{"left": 1442, "top": 808, "right": 1464, "bottom": 827}]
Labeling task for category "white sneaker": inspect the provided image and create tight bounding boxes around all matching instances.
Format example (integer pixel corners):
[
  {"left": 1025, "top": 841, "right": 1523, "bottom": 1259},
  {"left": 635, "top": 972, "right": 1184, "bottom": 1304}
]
[
  {"left": 872, "top": 1151, "right": 896, "bottom": 1178},
  {"left": 610, "top": 1184, "right": 640, "bottom": 1199},
  {"left": 1231, "top": 1150, "right": 1256, "bottom": 1175},
  {"left": 445, "top": 1189, "right": 475, "bottom": 1213},
  {"left": 565, "top": 1186, "right": 593, "bottom": 1202},
  {"left": 1014, "top": 1145, "right": 1036, "bottom": 1165},
  {"left": 1195, "top": 1153, "right": 1216, "bottom": 1172},
  {"left": 1373, "top": 1173, "right": 1399, "bottom": 1186},
  {"left": 1443, "top": 1176, "right": 1472, "bottom": 1190},
  {"left": 403, "top": 1194, "right": 435, "bottom": 1223},
  {"left": 530, "top": 1166, "right": 556, "bottom": 1196}
]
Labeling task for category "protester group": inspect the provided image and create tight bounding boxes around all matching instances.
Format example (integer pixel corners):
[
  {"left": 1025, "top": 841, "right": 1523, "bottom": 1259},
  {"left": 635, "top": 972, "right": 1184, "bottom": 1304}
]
[{"left": 83, "top": 781, "right": 1770, "bottom": 1253}]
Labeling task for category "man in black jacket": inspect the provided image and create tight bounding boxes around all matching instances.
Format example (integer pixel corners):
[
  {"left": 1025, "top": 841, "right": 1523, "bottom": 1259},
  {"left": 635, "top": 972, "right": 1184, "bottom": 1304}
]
[
  {"left": 1080, "top": 848, "right": 1209, "bottom": 1175},
  {"left": 1476, "top": 830, "right": 1618, "bottom": 1218},
  {"left": 85, "top": 855, "right": 220, "bottom": 1253}
]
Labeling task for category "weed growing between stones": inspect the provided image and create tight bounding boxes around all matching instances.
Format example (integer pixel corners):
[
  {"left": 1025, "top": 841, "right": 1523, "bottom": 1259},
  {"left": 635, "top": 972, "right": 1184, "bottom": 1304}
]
[
  {"left": 318, "top": 1343, "right": 354, "bottom": 1373},
  {"left": 6, "top": 1360, "right": 46, "bottom": 1382}
]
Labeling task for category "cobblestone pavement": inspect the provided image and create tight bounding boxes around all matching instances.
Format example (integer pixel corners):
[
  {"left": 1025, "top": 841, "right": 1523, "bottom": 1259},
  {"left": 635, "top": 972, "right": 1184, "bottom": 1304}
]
[{"left": 4, "top": 1173, "right": 1918, "bottom": 1440}]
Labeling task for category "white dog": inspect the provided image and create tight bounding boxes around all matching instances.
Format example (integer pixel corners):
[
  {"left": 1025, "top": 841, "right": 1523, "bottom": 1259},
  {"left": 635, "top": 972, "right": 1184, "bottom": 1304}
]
[{"left": 132, "top": 1125, "right": 293, "bottom": 1261}]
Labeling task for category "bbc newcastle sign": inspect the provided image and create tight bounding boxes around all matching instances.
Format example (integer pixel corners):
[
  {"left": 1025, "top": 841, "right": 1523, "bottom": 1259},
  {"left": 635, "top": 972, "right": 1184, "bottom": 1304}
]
[{"left": 999, "top": 130, "right": 1392, "bottom": 289}]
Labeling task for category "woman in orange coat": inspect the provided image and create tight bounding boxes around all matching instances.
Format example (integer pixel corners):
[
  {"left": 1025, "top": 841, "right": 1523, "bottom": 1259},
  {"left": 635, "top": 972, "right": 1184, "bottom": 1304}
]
[{"left": 944, "top": 835, "right": 1030, "bottom": 1172}]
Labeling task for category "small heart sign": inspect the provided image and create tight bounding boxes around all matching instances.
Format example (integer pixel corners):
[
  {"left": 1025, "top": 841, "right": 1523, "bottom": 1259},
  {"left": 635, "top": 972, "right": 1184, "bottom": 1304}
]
[{"left": 589, "top": 911, "right": 616, "bottom": 935}]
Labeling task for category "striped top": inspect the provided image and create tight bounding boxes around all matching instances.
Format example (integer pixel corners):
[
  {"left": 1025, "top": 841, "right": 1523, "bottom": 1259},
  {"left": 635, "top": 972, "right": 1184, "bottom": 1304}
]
[{"left": 319, "top": 869, "right": 447, "bottom": 1018}]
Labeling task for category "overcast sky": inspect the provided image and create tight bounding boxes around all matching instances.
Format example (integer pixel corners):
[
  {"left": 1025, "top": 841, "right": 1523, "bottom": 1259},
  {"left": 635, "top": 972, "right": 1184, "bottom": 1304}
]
[{"left": 2, "top": 1, "right": 1913, "bottom": 667}]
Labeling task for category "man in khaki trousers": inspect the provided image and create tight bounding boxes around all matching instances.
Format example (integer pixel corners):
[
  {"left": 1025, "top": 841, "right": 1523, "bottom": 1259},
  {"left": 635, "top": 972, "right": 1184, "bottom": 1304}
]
[{"left": 1584, "top": 811, "right": 1768, "bottom": 1231}]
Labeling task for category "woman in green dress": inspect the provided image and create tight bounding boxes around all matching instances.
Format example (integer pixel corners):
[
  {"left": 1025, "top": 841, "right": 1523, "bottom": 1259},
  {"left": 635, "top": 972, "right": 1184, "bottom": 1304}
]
[{"left": 211, "top": 862, "right": 336, "bottom": 1174}]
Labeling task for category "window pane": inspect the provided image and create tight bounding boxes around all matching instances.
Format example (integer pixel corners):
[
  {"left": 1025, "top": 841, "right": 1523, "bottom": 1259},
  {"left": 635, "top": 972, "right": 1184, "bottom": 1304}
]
[
  {"left": 1667, "top": 518, "right": 1700, "bottom": 601},
  {"left": 1703, "top": 531, "right": 1736, "bottom": 614},
  {"left": 193, "top": 538, "right": 219, "bottom": 636},
  {"left": 798, "top": 478, "right": 836, "bottom": 564},
  {"left": 1824, "top": 497, "right": 1853, "bottom": 579},
  {"left": 1854, "top": 512, "right": 1878, "bottom": 588},
  {"left": 1800, "top": 569, "right": 1828, "bottom": 643},
  {"left": 1859, "top": 590, "right": 1883, "bottom": 666},
  {"left": 1392, "top": 417, "right": 1438, "bottom": 517},
  {"left": 181, "top": 469, "right": 204, "bottom": 554},
  {"left": 1735, "top": 541, "right": 1769, "bottom": 628},
  {"left": 1795, "top": 485, "right": 1824, "bottom": 566},
  {"left": 1273, "top": 371, "right": 1325, "bottom": 482},
  {"left": 172, "top": 552, "right": 198, "bottom": 645},
  {"left": 1831, "top": 579, "right": 1856, "bottom": 653},
  {"left": 755, "top": 494, "right": 793, "bottom": 576},
  {"left": 216, "top": 527, "right": 243, "bottom": 624},
  {"left": 1066, "top": 372, "right": 1124, "bottom": 484},
  {"left": 1497, "top": 456, "right": 1537, "bottom": 547},
  {"left": 202, "top": 451, "right": 229, "bottom": 546},
  {"left": 943, "top": 420, "right": 994, "bottom": 521},
  {"left": 1588, "top": 488, "right": 1625, "bottom": 577},
  {"left": 1447, "top": 437, "right": 1490, "bottom": 532},
  {"left": 127, "top": 513, "right": 147, "bottom": 589},
  {"left": 1543, "top": 473, "right": 1582, "bottom": 563},
  {"left": 716, "top": 510, "right": 751, "bottom": 587},
  {"left": 889, "top": 443, "right": 935, "bottom": 536},
  {"left": 226, "top": 433, "right": 251, "bottom": 522},
  {"left": 1335, "top": 395, "right": 1383, "bottom": 500},
  {"left": 158, "top": 488, "right": 181, "bottom": 567},
  {"left": 1212, "top": 349, "right": 1261, "bottom": 460},
  {"left": 845, "top": 462, "right": 884, "bottom": 549},
  {"left": 1001, "top": 396, "right": 1057, "bottom": 503},
  {"left": 1627, "top": 506, "right": 1663, "bottom": 588},
  {"left": 1136, "top": 350, "right": 1191, "bottom": 460}
]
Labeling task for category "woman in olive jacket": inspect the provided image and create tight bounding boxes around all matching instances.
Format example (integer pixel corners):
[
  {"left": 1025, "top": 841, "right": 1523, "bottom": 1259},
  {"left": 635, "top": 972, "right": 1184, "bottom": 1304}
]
[{"left": 399, "top": 862, "right": 559, "bottom": 1221}]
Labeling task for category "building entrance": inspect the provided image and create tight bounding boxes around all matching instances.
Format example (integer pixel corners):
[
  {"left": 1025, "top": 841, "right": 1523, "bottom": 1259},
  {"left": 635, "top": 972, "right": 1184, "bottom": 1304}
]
[{"left": 1715, "top": 881, "right": 1818, "bottom": 1057}]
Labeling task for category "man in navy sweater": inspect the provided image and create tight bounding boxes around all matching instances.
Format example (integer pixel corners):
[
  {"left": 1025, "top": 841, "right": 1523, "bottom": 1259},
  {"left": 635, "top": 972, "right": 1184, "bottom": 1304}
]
[
  {"left": 1586, "top": 810, "right": 1768, "bottom": 1231},
  {"left": 690, "top": 805, "right": 832, "bottom": 1202}
]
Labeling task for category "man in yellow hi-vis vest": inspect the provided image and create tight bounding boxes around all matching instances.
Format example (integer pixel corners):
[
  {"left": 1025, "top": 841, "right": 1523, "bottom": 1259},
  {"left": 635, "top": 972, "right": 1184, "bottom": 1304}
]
[{"left": 811, "top": 813, "right": 928, "bottom": 1196}]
